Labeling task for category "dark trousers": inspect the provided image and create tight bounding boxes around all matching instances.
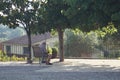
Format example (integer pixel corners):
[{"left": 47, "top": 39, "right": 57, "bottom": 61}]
[{"left": 40, "top": 52, "right": 48, "bottom": 63}]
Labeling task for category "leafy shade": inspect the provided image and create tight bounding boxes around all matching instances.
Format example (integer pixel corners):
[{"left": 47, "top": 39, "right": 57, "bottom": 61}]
[
  {"left": 42, "top": 0, "right": 70, "bottom": 29},
  {"left": 64, "top": 0, "right": 120, "bottom": 31}
]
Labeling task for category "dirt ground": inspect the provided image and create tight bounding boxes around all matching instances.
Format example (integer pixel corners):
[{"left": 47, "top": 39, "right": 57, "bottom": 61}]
[{"left": 0, "top": 59, "right": 120, "bottom": 80}]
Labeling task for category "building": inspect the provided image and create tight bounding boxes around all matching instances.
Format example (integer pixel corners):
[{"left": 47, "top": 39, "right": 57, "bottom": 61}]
[
  {"left": 0, "top": 41, "right": 3, "bottom": 51},
  {"left": 2, "top": 32, "right": 58, "bottom": 58}
]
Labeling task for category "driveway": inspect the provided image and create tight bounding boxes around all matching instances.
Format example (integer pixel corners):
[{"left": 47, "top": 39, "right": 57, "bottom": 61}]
[{"left": 0, "top": 59, "right": 120, "bottom": 80}]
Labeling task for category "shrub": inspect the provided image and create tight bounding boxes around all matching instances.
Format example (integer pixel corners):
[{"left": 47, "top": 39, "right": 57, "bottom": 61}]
[
  {"left": 0, "top": 50, "right": 26, "bottom": 61},
  {"left": 64, "top": 29, "right": 100, "bottom": 57},
  {"left": 52, "top": 47, "right": 58, "bottom": 58},
  {"left": 0, "top": 50, "right": 9, "bottom": 61},
  {"left": 108, "top": 51, "right": 120, "bottom": 58}
]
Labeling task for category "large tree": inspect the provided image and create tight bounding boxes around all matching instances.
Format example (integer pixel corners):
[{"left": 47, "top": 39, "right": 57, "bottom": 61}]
[
  {"left": 0, "top": 0, "right": 44, "bottom": 63},
  {"left": 40, "top": 0, "right": 108, "bottom": 61},
  {"left": 39, "top": 0, "right": 70, "bottom": 62},
  {"left": 41, "top": 0, "right": 120, "bottom": 61},
  {"left": 39, "top": 0, "right": 111, "bottom": 61}
]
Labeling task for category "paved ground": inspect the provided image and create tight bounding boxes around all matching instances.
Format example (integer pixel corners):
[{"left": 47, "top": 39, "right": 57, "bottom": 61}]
[{"left": 0, "top": 59, "right": 120, "bottom": 80}]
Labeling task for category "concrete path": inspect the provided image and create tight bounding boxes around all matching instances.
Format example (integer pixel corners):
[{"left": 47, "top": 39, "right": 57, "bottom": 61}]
[{"left": 0, "top": 59, "right": 120, "bottom": 80}]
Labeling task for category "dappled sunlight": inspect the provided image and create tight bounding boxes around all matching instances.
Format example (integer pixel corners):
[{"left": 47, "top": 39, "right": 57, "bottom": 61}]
[
  {"left": 0, "top": 59, "right": 120, "bottom": 72},
  {"left": 47, "top": 59, "right": 120, "bottom": 72},
  {"left": 59, "top": 63, "right": 120, "bottom": 72}
]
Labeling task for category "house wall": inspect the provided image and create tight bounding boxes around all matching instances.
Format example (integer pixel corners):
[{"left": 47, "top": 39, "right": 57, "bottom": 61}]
[
  {"left": 12, "top": 45, "right": 23, "bottom": 54},
  {"left": 4, "top": 44, "right": 23, "bottom": 54},
  {"left": 3, "top": 44, "right": 34, "bottom": 58},
  {"left": 0, "top": 43, "right": 3, "bottom": 51}
]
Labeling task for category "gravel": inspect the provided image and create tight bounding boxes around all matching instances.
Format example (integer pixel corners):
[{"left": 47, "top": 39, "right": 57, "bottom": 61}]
[{"left": 0, "top": 59, "right": 120, "bottom": 80}]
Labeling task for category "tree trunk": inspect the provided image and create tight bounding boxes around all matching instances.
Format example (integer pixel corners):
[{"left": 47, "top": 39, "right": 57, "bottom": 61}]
[
  {"left": 57, "top": 27, "right": 64, "bottom": 62},
  {"left": 26, "top": 29, "right": 32, "bottom": 64}
]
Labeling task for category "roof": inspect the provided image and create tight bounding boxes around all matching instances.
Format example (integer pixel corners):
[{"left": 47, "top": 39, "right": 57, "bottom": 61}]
[{"left": 2, "top": 32, "right": 51, "bottom": 45}]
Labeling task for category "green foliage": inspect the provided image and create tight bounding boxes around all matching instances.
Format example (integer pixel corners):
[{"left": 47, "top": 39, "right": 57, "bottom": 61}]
[
  {"left": 52, "top": 47, "right": 58, "bottom": 54},
  {"left": 64, "top": 28, "right": 120, "bottom": 58},
  {"left": 51, "top": 47, "right": 58, "bottom": 58},
  {"left": 50, "top": 29, "right": 58, "bottom": 36},
  {"left": 47, "top": 46, "right": 58, "bottom": 58},
  {"left": 0, "top": 50, "right": 9, "bottom": 61},
  {"left": 64, "top": 29, "right": 100, "bottom": 57},
  {"left": 41, "top": 0, "right": 70, "bottom": 29},
  {"left": 99, "top": 0, "right": 120, "bottom": 26},
  {"left": 102, "top": 23, "right": 117, "bottom": 35},
  {"left": 95, "top": 27, "right": 120, "bottom": 59},
  {"left": 10, "top": 55, "right": 18, "bottom": 61},
  {"left": 108, "top": 51, "right": 120, "bottom": 59},
  {"left": 64, "top": 0, "right": 102, "bottom": 31},
  {"left": 0, "top": 50, "right": 26, "bottom": 61},
  {"left": 10, "top": 55, "right": 26, "bottom": 61},
  {"left": 95, "top": 23, "right": 117, "bottom": 38},
  {"left": 63, "top": 0, "right": 120, "bottom": 32},
  {"left": 47, "top": 46, "right": 52, "bottom": 54},
  {"left": 112, "top": 12, "right": 120, "bottom": 22}
]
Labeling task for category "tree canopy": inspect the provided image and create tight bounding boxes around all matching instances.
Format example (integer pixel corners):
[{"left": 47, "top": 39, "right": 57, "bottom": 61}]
[{"left": 64, "top": 0, "right": 120, "bottom": 31}]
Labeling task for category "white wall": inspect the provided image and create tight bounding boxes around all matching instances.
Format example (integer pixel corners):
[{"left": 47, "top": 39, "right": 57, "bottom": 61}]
[
  {"left": 3, "top": 44, "right": 33, "bottom": 56},
  {"left": 12, "top": 44, "right": 23, "bottom": 54}
]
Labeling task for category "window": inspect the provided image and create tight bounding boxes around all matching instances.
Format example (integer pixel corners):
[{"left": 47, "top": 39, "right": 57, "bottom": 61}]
[
  {"left": 6, "top": 45, "right": 11, "bottom": 53},
  {"left": 23, "top": 47, "right": 29, "bottom": 54}
]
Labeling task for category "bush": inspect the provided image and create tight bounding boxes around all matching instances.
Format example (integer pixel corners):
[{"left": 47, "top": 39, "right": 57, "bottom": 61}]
[
  {"left": 108, "top": 51, "right": 120, "bottom": 58},
  {"left": 52, "top": 47, "right": 58, "bottom": 58},
  {"left": 0, "top": 50, "right": 10, "bottom": 61},
  {"left": 64, "top": 29, "right": 99, "bottom": 57},
  {"left": 0, "top": 50, "right": 26, "bottom": 61}
]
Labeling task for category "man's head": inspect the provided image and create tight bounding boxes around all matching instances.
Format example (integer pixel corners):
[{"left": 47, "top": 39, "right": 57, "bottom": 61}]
[{"left": 42, "top": 42, "right": 46, "bottom": 45}]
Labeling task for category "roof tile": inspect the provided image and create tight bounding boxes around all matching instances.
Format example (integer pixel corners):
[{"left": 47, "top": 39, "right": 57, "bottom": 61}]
[{"left": 2, "top": 32, "right": 51, "bottom": 45}]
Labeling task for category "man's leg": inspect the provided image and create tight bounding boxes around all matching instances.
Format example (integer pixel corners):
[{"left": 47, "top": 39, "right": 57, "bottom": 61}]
[
  {"left": 39, "top": 57, "right": 41, "bottom": 64},
  {"left": 46, "top": 54, "right": 52, "bottom": 65},
  {"left": 41, "top": 52, "right": 46, "bottom": 63}
]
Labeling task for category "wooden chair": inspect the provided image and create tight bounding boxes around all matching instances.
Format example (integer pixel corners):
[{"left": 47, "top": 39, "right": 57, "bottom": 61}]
[{"left": 32, "top": 46, "right": 48, "bottom": 64}]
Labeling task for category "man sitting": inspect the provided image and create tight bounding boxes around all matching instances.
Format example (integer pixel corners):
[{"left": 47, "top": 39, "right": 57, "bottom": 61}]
[
  {"left": 39, "top": 42, "right": 52, "bottom": 65},
  {"left": 46, "top": 46, "right": 53, "bottom": 65}
]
